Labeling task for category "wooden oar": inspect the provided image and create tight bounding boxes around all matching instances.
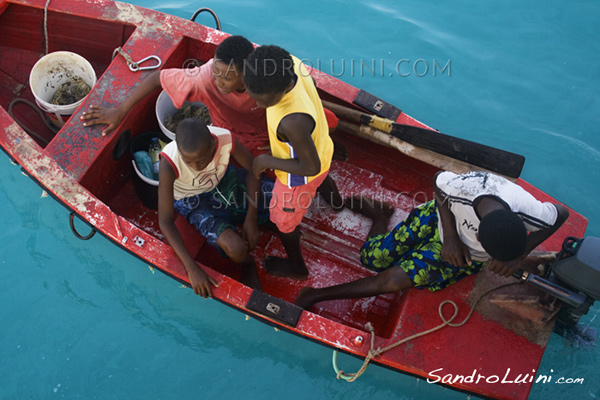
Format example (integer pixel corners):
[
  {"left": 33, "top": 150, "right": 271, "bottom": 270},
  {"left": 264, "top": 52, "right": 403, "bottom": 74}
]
[
  {"left": 337, "top": 120, "right": 517, "bottom": 182},
  {"left": 323, "top": 100, "right": 525, "bottom": 179}
]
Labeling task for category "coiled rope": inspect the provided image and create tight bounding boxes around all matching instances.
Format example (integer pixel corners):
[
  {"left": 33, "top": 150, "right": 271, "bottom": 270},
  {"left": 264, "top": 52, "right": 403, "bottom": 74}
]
[{"left": 333, "top": 281, "right": 522, "bottom": 382}]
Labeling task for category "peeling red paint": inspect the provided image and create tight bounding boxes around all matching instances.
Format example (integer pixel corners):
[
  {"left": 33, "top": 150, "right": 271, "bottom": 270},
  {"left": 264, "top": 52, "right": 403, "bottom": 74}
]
[{"left": 0, "top": 1, "right": 588, "bottom": 399}]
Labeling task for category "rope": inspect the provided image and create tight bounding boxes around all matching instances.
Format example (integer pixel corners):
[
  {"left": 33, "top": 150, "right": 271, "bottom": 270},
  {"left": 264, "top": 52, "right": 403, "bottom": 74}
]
[
  {"left": 112, "top": 47, "right": 136, "bottom": 70},
  {"left": 44, "top": 0, "right": 51, "bottom": 54},
  {"left": 8, "top": 99, "right": 57, "bottom": 145},
  {"left": 333, "top": 281, "right": 522, "bottom": 382}
]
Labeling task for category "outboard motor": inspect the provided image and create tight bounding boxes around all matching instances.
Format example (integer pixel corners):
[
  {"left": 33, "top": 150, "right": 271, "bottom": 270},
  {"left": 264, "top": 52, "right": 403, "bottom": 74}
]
[{"left": 514, "top": 236, "right": 600, "bottom": 343}]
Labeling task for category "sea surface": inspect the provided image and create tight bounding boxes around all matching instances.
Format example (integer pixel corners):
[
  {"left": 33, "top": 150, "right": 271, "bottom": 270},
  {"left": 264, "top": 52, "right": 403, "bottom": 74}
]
[{"left": 1, "top": 0, "right": 599, "bottom": 399}]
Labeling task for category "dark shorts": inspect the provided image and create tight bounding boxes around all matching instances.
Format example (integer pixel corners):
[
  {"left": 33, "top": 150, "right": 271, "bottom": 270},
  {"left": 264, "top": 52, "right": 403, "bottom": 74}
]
[
  {"left": 174, "top": 165, "right": 273, "bottom": 255},
  {"left": 360, "top": 200, "right": 484, "bottom": 292}
]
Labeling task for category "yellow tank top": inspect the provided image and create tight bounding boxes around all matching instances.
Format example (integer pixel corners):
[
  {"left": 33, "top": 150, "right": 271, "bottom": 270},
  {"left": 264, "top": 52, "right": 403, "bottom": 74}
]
[{"left": 266, "top": 56, "right": 334, "bottom": 187}]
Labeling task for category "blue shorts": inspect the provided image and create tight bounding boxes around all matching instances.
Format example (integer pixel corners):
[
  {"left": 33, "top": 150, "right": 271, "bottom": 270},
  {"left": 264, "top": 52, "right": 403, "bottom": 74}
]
[
  {"left": 174, "top": 165, "right": 273, "bottom": 256},
  {"left": 360, "top": 200, "right": 484, "bottom": 292}
]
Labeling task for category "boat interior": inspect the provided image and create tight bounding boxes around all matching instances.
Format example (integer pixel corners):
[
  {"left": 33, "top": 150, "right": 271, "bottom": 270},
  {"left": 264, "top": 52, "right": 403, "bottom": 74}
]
[
  {"left": 3, "top": 2, "right": 582, "bottom": 345},
  {"left": 3, "top": 4, "right": 594, "bottom": 400},
  {"left": 0, "top": 2, "right": 449, "bottom": 339}
]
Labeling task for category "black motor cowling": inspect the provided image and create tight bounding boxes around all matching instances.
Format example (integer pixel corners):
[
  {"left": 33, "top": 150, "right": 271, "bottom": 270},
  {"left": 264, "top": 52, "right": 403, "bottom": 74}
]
[
  {"left": 550, "top": 237, "right": 600, "bottom": 329},
  {"left": 553, "top": 237, "right": 600, "bottom": 301},
  {"left": 514, "top": 236, "right": 600, "bottom": 333}
]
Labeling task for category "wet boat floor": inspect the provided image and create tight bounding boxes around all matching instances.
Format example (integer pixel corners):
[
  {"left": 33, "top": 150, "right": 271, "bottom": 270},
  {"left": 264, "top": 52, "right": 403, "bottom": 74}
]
[{"left": 107, "top": 130, "right": 440, "bottom": 338}]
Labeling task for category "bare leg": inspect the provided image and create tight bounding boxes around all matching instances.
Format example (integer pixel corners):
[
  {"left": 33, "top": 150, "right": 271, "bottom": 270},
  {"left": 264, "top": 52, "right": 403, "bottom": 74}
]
[
  {"left": 344, "top": 195, "right": 394, "bottom": 237},
  {"left": 295, "top": 265, "right": 412, "bottom": 309},
  {"left": 264, "top": 227, "right": 309, "bottom": 280},
  {"left": 217, "top": 228, "right": 262, "bottom": 290},
  {"left": 295, "top": 196, "right": 400, "bottom": 308},
  {"left": 332, "top": 140, "right": 349, "bottom": 161},
  {"left": 239, "top": 256, "right": 263, "bottom": 291},
  {"left": 317, "top": 175, "right": 344, "bottom": 211}
]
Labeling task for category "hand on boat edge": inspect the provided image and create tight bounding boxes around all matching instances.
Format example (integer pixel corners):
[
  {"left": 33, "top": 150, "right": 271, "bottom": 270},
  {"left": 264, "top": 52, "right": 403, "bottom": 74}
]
[
  {"left": 80, "top": 105, "right": 125, "bottom": 136},
  {"left": 187, "top": 264, "right": 220, "bottom": 298}
]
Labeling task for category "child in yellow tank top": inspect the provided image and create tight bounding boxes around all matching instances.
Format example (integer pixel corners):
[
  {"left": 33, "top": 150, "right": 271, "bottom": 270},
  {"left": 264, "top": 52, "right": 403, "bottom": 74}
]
[{"left": 243, "top": 44, "right": 341, "bottom": 280}]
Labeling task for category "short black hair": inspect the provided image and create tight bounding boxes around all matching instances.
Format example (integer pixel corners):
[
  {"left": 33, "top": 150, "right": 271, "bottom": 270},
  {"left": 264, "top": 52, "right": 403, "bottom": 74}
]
[
  {"left": 215, "top": 35, "right": 254, "bottom": 72},
  {"left": 175, "top": 118, "right": 212, "bottom": 154},
  {"left": 478, "top": 209, "right": 527, "bottom": 262},
  {"left": 243, "top": 45, "right": 295, "bottom": 95}
]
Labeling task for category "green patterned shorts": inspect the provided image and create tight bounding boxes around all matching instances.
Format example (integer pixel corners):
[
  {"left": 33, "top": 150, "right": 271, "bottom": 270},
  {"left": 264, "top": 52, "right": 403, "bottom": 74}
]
[{"left": 360, "top": 200, "right": 484, "bottom": 292}]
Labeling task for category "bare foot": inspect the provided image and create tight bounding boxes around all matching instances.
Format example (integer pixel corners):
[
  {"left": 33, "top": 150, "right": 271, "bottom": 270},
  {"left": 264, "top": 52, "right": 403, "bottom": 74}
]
[
  {"left": 295, "top": 287, "right": 316, "bottom": 309},
  {"left": 264, "top": 256, "right": 309, "bottom": 281},
  {"left": 344, "top": 196, "right": 394, "bottom": 219}
]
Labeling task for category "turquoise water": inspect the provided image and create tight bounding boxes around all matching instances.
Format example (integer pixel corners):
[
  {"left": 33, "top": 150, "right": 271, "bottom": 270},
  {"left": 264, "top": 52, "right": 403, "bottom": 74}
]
[{"left": 1, "top": 0, "right": 599, "bottom": 399}]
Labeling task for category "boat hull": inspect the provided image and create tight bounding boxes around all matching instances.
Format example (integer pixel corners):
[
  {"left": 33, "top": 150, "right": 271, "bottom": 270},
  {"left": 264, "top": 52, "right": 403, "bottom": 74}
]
[{"left": 0, "top": 1, "right": 588, "bottom": 399}]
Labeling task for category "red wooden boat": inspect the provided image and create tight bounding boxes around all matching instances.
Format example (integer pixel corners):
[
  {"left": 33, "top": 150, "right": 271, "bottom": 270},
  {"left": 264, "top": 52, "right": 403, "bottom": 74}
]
[{"left": 0, "top": 1, "right": 589, "bottom": 399}]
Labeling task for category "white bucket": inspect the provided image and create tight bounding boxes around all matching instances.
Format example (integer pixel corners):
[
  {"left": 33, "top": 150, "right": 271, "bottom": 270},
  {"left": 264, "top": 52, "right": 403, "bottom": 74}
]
[
  {"left": 155, "top": 90, "right": 208, "bottom": 141},
  {"left": 29, "top": 51, "right": 97, "bottom": 127}
]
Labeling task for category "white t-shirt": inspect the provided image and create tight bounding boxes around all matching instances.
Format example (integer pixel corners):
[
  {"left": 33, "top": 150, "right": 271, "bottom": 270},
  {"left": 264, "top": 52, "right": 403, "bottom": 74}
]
[
  {"left": 160, "top": 126, "right": 234, "bottom": 200},
  {"left": 435, "top": 171, "right": 558, "bottom": 262}
]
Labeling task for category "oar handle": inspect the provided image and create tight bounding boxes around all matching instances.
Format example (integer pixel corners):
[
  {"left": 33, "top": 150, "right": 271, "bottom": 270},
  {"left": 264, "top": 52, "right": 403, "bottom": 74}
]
[
  {"left": 323, "top": 99, "right": 525, "bottom": 178},
  {"left": 322, "top": 100, "right": 364, "bottom": 123},
  {"left": 323, "top": 99, "right": 395, "bottom": 132}
]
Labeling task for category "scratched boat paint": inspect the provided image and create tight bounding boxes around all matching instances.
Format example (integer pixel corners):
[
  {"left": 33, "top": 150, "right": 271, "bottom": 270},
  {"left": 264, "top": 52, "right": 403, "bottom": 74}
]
[{"left": 0, "top": 0, "right": 599, "bottom": 399}]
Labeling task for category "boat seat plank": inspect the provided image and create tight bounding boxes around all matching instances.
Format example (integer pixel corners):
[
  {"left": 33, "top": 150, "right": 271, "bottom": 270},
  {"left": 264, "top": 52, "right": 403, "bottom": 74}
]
[{"left": 43, "top": 30, "right": 183, "bottom": 180}]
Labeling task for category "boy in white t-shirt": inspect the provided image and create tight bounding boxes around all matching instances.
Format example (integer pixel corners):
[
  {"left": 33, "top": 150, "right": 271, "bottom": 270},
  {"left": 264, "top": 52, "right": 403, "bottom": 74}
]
[
  {"left": 295, "top": 171, "right": 569, "bottom": 309},
  {"left": 158, "top": 118, "right": 272, "bottom": 298}
]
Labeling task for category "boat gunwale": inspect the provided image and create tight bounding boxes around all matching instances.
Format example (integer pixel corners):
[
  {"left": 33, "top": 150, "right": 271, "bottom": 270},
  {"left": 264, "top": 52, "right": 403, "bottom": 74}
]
[{"left": 0, "top": 1, "right": 589, "bottom": 399}]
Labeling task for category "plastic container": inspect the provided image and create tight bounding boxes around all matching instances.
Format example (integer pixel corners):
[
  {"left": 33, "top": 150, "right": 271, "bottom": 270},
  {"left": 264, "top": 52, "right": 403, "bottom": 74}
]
[
  {"left": 155, "top": 90, "right": 209, "bottom": 140},
  {"left": 29, "top": 51, "right": 97, "bottom": 127},
  {"left": 130, "top": 131, "right": 171, "bottom": 209},
  {"left": 148, "top": 138, "right": 162, "bottom": 177}
]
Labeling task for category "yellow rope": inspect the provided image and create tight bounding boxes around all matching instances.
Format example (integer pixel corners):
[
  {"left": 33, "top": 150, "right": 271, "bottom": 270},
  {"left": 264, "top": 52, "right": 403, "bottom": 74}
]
[{"left": 334, "top": 281, "right": 522, "bottom": 382}]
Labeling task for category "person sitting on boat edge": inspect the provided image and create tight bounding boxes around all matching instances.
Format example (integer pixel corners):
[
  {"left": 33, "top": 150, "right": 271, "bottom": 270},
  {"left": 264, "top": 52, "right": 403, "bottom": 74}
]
[
  {"left": 80, "top": 35, "right": 268, "bottom": 156},
  {"left": 79, "top": 35, "right": 345, "bottom": 161},
  {"left": 294, "top": 170, "right": 569, "bottom": 309},
  {"left": 158, "top": 118, "right": 273, "bottom": 298},
  {"left": 242, "top": 44, "right": 344, "bottom": 281}
]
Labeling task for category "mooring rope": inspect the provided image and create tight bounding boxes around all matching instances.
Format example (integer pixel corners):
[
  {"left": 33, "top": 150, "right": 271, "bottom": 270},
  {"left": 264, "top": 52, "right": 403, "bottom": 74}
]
[
  {"left": 112, "top": 47, "right": 136, "bottom": 69},
  {"left": 333, "top": 281, "right": 523, "bottom": 382},
  {"left": 44, "top": 0, "right": 51, "bottom": 54}
]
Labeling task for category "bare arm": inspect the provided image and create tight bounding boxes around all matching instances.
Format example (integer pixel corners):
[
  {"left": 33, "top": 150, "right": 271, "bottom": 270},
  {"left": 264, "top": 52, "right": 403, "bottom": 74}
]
[
  {"left": 488, "top": 203, "right": 569, "bottom": 276},
  {"left": 433, "top": 171, "right": 472, "bottom": 267},
  {"left": 525, "top": 203, "right": 569, "bottom": 254},
  {"left": 252, "top": 113, "right": 321, "bottom": 179},
  {"left": 81, "top": 70, "right": 162, "bottom": 136},
  {"left": 157, "top": 158, "right": 218, "bottom": 297}
]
